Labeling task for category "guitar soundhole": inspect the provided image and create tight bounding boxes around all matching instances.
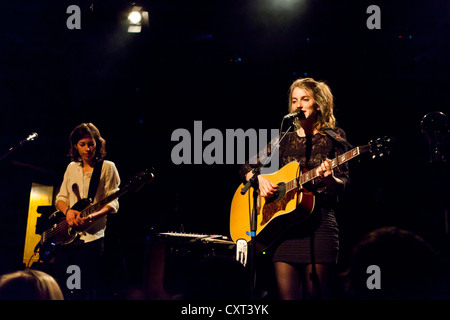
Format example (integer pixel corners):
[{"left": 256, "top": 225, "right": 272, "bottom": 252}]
[{"left": 265, "top": 182, "right": 286, "bottom": 204}]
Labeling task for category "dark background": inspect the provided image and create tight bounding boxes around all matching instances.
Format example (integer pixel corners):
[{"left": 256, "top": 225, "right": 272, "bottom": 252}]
[{"left": 0, "top": 0, "right": 449, "bottom": 298}]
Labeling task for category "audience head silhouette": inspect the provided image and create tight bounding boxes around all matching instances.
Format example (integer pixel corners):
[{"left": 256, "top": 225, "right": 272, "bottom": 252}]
[
  {"left": 0, "top": 269, "right": 64, "bottom": 300},
  {"left": 343, "top": 226, "right": 439, "bottom": 300}
]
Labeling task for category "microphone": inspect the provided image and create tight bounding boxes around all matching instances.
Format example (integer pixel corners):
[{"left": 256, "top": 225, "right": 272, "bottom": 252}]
[
  {"left": 19, "top": 132, "right": 38, "bottom": 145},
  {"left": 26, "top": 132, "right": 38, "bottom": 142},
  {"left": 283, "top": 109, "right": 305, "bottom": 120},
  {"left": 1, "top": 132, "right": 39, "bottom": 161}
]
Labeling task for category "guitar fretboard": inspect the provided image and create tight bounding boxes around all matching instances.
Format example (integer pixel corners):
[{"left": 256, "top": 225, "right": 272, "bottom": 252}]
[
  {"left": 81, "top": 189, "right": 128, "bottom": 217},
  {"left": 80, "top": 170, "right": 154, "bottom": 217},
  {"left": 285, "top": 146, "right": 362, "bottom": 191}
]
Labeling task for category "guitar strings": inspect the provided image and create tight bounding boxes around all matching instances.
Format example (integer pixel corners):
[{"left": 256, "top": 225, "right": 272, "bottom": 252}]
[
  {"left": 42, "top": 219, "right": 70, "bottom": 242},
  {"left": 41, "top": 173, "right": 151, "bottom": 244},
  {"left": 42, "top": 208, "right": 94, "bottom": 242},
  {"left": 42, "top": 205, "right": 101, "bottom": 243}
]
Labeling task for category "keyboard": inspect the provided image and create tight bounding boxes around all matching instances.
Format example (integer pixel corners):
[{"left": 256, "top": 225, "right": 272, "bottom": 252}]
[{"left": 158, "top": 232, "right": 234, "bottom": 244}]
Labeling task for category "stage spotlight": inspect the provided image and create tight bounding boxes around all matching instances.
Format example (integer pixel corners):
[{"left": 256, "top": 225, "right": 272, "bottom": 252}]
[
  {"left": 128, "top": 11, "right": 142, "bottom": 24},
  {"left": 127, "top": 5, "right": 149, "bottom": 33}
]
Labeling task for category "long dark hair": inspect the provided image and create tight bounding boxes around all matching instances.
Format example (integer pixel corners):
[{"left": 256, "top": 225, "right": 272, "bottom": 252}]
[{"left": 69, "top": 123, "right": 106, "bottom": 163}]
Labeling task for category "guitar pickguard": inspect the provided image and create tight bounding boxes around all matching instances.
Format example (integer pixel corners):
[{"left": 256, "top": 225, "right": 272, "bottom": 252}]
[{"left": 260, "top": 184, "right": 297, "bottom": 226}]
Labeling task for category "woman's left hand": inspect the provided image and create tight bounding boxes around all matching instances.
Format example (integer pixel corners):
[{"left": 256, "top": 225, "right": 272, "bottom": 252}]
[
  {"left": 316, "top": 158, "right": 343, "bottom": 191},
  {"left": 77, "top": 214, "right": 95, "bottom": 228},
  {"left": 316, "top": 158, "right": 333, "bottom": 179}
]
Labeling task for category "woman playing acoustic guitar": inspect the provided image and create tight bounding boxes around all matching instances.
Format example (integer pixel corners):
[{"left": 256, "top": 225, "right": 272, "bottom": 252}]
[{"left": 240, "top": 78, "right": 350, "bottom": 300}]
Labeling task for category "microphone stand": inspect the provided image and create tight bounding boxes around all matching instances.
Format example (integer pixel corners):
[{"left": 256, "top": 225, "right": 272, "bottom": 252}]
[
  {"left": 240, "top": 117, "right": 295, "bottom": 298},
  {"left": 0, "top": 137, "right": 34, "bottom": 162}
]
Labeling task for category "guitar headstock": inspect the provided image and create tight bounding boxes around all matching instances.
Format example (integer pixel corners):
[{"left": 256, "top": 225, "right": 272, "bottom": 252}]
[
  {"left": 368, "top": 136, "right": 393, "bottom": 159},
  {"left": 124, "top": 168, "right": 155, "bottom": 192}
]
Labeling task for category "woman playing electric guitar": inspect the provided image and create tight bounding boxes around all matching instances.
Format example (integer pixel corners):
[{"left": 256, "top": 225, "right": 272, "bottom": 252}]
[{"left": 53, "top": 122, "right": 121, "bottom": 300}]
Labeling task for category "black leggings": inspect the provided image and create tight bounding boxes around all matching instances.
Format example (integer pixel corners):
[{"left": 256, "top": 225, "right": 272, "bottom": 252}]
[
  {"left": 52, "top": 238, "right": 104, "bottom": 300},
  {"left": 274, "top": 261, "right": 334, "bottom": 300}
]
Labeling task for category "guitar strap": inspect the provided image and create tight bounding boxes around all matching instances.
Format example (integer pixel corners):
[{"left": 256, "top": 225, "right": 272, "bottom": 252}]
[
  {"left": 87, "top": 160, "right": 104, "bottom": 203},
  {"left": 324, "top": 129, "right": 354, "bottom": 149}
]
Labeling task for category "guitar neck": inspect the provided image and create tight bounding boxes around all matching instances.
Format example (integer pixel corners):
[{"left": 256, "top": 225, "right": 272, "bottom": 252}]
[
  {"left": 81, "top": 188, "right": 127, "bottom": 217},
  {"left": 78, "top": 169, "right": 153, "bottom": 218},
  {"left": 285, "top": 146, "right": 363, "bottom": 190}
]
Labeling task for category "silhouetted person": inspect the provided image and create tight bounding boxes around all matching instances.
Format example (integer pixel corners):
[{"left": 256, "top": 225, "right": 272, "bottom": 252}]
[
  {"left": 0, "top": 269, "right": 64, "bottom": 300},
  {"left": 340, "top": 226, "right": 440, "bottom": 300}
]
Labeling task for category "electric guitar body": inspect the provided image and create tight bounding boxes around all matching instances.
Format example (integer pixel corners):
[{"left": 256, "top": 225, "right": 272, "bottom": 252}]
[{"left": 38, "top": 169, "right": 154, "bottom": 262}]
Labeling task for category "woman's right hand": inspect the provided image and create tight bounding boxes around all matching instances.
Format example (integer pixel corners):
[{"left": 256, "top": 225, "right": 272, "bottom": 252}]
[
  {"left": 66, "top": 209, "right": 82, "bottom": 228},
  {"left": 246, "top": 171, "right": 278, "bottom": 198},
  {"left": 257, "top": 175, "right": 278, "bottom": 198}
]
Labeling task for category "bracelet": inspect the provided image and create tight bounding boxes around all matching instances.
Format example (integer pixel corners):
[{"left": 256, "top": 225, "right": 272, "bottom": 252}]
[{"left": 65, "top": 208, "right": 70, "bottom": 215}]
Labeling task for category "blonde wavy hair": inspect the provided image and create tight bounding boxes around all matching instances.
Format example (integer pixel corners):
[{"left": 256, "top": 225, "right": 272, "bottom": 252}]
[
  {"left": 0, "top": 269, "right": 64, "bottom": 300},
  {"left": 288, "top": 78, "right": 336, "bottom": 133}
]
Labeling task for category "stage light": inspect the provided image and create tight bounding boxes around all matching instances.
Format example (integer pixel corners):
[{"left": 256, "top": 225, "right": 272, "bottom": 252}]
[
  {"left": 128, "top": 11, "right": 142, "bottom": 24},
  {"left": 127, "top": 5, "right": 149, "bottom": 33},
  {"left": 273, "top": 0, "right": 304, "bottom": 9}
]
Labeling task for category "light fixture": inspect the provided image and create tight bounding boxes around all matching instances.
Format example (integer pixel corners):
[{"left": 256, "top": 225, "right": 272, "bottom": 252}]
[
  {"left": 127, "top": 5, "right": 149, "bottom": 33},
  {"left": 128, "top": 11, "right": 142, "bottom": 24}
]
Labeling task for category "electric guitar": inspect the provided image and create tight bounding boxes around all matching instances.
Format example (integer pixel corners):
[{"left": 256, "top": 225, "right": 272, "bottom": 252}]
[
  {"left": 229, "top": 137, "right": 392, "bottom": 252},
  {"left": 39, "top": 169, "right": 154, "bottom": 255}
]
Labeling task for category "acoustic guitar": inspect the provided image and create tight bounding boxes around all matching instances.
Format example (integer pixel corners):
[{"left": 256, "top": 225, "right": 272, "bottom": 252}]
[{"left": 229, "top": 137, "right": 392, "bottom": 252}]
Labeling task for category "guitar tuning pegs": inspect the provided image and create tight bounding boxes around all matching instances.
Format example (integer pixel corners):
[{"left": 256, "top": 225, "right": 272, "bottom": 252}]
[
  {"left": 368, "top": 136, "right": 393, "bottom": 159},
  {"left": 383, "top": 136, "right": 393, "bottom": 155},
  {"left": 368, "top": 139, "right": 377, "bottom": 158},
  {"left": 375, "top": 138, "right": 384, "bottom": 157}
]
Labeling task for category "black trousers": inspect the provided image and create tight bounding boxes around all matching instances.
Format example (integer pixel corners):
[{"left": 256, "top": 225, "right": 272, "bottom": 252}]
[{"left": 52, "top": 238, "right": 104, "bottom": 300}]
